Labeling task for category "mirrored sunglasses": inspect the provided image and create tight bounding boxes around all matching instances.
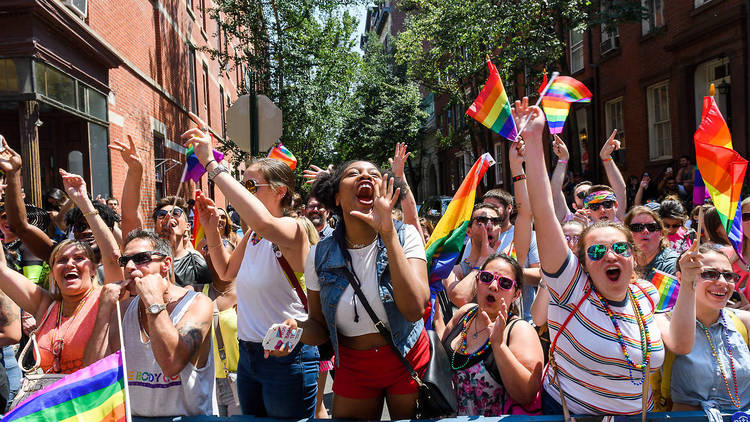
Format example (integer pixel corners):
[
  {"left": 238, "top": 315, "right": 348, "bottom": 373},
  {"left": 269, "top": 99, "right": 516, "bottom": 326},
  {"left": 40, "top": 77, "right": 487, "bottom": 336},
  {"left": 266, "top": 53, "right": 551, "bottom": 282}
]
[{"left": 586, "top": 241, "right": 632, "bottom": 261}]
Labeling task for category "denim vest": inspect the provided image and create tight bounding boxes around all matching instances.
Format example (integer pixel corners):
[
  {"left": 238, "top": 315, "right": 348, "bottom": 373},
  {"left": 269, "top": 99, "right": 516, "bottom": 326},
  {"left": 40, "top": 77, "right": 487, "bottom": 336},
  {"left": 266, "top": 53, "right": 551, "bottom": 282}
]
[{"left": 314, "top": 221, "right": 424, "bottom": 366}]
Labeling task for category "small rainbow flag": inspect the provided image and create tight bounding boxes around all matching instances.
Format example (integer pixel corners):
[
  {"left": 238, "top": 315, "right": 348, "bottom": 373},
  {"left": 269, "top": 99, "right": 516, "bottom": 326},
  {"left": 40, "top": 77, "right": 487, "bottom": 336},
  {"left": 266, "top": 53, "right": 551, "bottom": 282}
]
[
  {"left": 268, "top": 144, "right": 297, "bottom": 170},
  {"left": 650, "top": 270, "right": 680, "bottom": 312},
  {"left": 192, "top": 190, "right": 204, "bottom": 248},
  {"left": 424, "top": 153, "right": 495, "bottom": 328},
  {"left": 183, "top": 145, "right": 225, "bottom": 182},
  {"left": 541, "top": 76, "right": 592, "bottom": 134},
  {"left": 466, "top": 59, "right": 518, "bottom": 141},
  {"left": 694, "top": 95, "right": 747, "bottom": 260},
  {"left": 4, "top": 351, "right": 129, "bottom": 421}
]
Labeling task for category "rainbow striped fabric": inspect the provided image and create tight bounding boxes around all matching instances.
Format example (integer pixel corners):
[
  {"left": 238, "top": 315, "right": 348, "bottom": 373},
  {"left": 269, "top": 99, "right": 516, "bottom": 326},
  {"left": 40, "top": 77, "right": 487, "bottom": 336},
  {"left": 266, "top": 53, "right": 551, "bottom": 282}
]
[
  {"left": 4, "top": 351, "right": 128, "bottom": 422},
  {"left": 541, "top": 76, "right": 592, "bottom": 134},
  {"left": 424, "top": 153, "right": 495, "bottom": 328},
  {"left": 267, "top": 144, "right": 297, "bottom": 170},
  {"left": 694, "top": 95, "right": 747, "bottom": 258},
  {"left": 650, "top": 270, "right": 680, "bottom": 312},
  {"left": 192, "top": 190, "right": 205, "bottom": 248},
  {"left": 466, "top": 59, "right": 518, "bottom": 141},
  {"left": 184, "top": 145, "right": 225, "bottom": 182}
]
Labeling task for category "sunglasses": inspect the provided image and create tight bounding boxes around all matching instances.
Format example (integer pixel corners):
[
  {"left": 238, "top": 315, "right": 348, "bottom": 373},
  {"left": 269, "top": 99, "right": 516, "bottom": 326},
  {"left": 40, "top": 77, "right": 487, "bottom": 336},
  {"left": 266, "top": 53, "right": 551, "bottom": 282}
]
[
  {"left": 472, "top": 216, "right": 502, "bottom": 225},
  {"left": 743, "top": 212, "right": 750, "bottom": 222},
  {"left": 153, "top": 207, "right": 184, "bottom": 220},
  {"left": 586, "top": 241, "right": 633, "bottom": 261},
  {"left": 629, "top": 223, "right": 660, "bottom": 233},
  {"left": 118, "top": 251, "right": 168, "bottom": 267},
  {"left": 244, "top": 179, "right": 271, "bottom": 194},
  {"left": 587, "top": 201, "right": 615, "bottom": 211},
  {"left": 576, "top": 191, "right": 587, "bottom": 200},
  {"left": 476, "top": 271, "right": 516, "bottom": 290},
  {"left": 700, "top": 269, "right": 741, "bottom": 283},
  {"left": 565, "top": 234, "right": 580, "bottom": 244}
]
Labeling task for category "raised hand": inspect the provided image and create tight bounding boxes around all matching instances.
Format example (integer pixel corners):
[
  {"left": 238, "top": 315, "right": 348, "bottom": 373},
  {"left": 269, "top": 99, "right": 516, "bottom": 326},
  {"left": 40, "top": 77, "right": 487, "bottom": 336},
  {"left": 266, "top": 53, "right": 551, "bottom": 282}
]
[
  {"left": 59, "top": 169, "right": 89, "bottom": 206},
  {"left": 469, "top": 220, "right": 491, "bottom": 255},
  {"left": 181, "top": 128, "right": 212, "bottom": 166},
  {"left": 599, "top": 129, "right": 620, "bottom": 160},
  {"left": 640, "top": 175, "right": 650, "bottom": 189},
  {"left": 302, "top": 164, "right": 333, "bottom": 185},
  {"left": 195, "top": 190, "right": 220, "bottom": 232},
  {"left": 678, "top": 248, "right": 703, "bottom": 289},
  {"left": 99, "top": 280, "right": 131, "bottom": 312},
  {"left": 552, "top": 135, "right": 570, "bottom": 160},
  {"left": 481, "top": 306, "right": 508, "bottom": 345},
  {"left": 508, "top": 139, "right": 526, "bottom": 173},
  {"left": 0, "top": 136, "right": 23, "bottom": 174},
  {"left": 388, "top": 142, "right": 411, "bottom": 179},
  {"left": 511, "top": 97, "right": 545, "bottom": 146},
  {"left": 350, "top": 175, "right": 400, "bottom": 236},
  {"left": 109, "top": 135, "right": 143, "bottom": 170}
]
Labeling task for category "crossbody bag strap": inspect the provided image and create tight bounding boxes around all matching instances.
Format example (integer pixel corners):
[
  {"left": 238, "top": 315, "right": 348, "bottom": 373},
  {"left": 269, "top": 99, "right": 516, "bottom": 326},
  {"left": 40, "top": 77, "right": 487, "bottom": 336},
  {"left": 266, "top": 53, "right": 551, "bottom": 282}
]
[
  {"left": 19, "top": 300, "right": 57, "bottom": 373},
  {"left": 212, "top": 301, "right": 230, "bottom": 374},
  {"left": 272, "top": 244, "right": 308, "bottom": 312}
]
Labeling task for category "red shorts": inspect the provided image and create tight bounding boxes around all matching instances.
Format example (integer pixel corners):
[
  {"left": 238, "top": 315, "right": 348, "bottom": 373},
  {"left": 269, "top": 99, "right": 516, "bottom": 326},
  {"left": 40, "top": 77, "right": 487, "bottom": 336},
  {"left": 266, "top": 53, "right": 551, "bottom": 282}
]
[{"left": 333, "top": 329, "right": 430, "bottom": 399}]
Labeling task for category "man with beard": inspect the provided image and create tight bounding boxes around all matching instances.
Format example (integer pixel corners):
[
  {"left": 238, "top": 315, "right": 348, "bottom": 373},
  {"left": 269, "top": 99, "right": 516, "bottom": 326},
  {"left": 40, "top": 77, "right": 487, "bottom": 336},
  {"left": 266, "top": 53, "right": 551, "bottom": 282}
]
[
  {"left": 113, "top": 137, "right": 210, "bottom": 288},
  {"left": 303, "top": 196, "right": 333, "bottom": 239}
]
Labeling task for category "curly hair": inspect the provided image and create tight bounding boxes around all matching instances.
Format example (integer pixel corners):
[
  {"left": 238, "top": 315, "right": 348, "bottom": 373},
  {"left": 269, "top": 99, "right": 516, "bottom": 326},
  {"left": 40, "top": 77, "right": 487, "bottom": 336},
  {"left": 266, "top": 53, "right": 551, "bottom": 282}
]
[
  {"left": 478, "top": 253, "right": 523, "bottom": 316},
  {"left": 310, "top": 160, "right": 407, "bottom": 218}
]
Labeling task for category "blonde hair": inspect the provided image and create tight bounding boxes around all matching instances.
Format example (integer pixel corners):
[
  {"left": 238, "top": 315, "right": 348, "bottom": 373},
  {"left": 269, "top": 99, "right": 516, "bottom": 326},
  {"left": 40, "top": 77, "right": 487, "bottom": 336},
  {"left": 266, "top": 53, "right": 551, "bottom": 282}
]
[
  {"left": 48, "top": 239, "right": 98, "bottom": 301},
  {"left": 296, "top": 216, "right": 320, "bottom": 245}
]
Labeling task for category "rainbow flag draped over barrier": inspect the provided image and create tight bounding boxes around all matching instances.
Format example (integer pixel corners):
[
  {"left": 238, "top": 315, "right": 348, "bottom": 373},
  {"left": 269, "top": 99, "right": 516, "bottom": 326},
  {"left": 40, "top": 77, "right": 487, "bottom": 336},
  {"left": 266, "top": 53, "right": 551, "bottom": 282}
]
[
  {"left": 268, "top": 144, "right": 297, "bottom": 170},
  {"left": 424, "top": 153, "right": 495, "bottom": 328},
  {"left": 4, "top": 351, "right": 129, "bottom": 422},
  {"left": 694, "top": 95, "right": 747, "bottom": 260},
  {"left": 540, "top": 76, "right": 592, "bottom": 134},
  {"left": 466, "top": 59, "right": 518, "bottom": 141},
  {"left": 650, "top": 270, "right": 680, "bottom": 312},
  {"left": 183, "top": 146, "right": 225, "bottom": 182}
]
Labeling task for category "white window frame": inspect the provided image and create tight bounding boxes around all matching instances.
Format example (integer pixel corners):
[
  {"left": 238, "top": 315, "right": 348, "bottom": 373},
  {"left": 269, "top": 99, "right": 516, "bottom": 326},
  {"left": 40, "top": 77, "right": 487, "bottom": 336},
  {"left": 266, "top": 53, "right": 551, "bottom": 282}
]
[
  {"left": 494, "top": 142, "right": 504, "bottom": 186},
  {"left": 647, "top": 81, "right": 672, "bottom": 161},
  {"left": 694, "top": 0, "right": 712, "bottom": 8},
  {"left": 605, "top": 97, "right": 624, "bottom": 147},
  {"left": 600, "top": 1, "right": 619, "bottom": 54},
  {"left": 642, "top": 0, "right": 665, "bottom": 35},
  {"left": 569, "top": 29, "right": 584, "bottom": 73}
]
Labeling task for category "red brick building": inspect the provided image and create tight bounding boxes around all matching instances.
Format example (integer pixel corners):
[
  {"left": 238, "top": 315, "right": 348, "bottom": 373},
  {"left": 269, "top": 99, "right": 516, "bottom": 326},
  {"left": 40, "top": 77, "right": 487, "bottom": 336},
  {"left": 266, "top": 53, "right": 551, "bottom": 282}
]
[{"left": 0, "top": 0, "right": 244, "bottom": 217}]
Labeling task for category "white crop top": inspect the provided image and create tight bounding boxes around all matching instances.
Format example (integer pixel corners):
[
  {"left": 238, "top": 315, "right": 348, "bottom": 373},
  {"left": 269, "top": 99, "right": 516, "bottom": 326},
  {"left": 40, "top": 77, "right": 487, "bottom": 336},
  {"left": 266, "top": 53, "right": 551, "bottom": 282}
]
[{"left": 305, "top": 224, "right": 426, "bottom": 337}]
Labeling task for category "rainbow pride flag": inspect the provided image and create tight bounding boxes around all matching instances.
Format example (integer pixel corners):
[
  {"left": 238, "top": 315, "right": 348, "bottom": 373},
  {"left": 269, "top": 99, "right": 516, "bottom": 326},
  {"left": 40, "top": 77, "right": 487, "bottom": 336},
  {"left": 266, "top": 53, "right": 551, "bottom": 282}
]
[
  {"left": 424, "top": 153, "right": 495, "bottom": 327},
  {"left": 192, "top": 190, "right": 205, "bottom": 248},
  {"left": 541, "top": 76, "right": 592, "bottom": 134},
  {"left": 651, "top": 270, "right": 680, "bottom": 312},
  {"left": 694, "top": 95, "right": 747, "bottom": 259},
  {"left": 4, "top": 351, "right": 129, "bottom": 422},
  {"left": 268, "top": 144, "right": 297, "bottom": 170},
  {"left": 183, "top": 145, "right": 225, "bottom": 182},
  {"left": 466, "top": 59, "right": 518, "bottom": 141}
]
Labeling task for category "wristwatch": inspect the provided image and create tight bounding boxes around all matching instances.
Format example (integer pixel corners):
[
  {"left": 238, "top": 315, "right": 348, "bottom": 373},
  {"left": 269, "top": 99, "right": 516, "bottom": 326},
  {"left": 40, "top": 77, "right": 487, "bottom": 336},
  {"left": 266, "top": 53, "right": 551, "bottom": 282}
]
[
  {"left": 146, "top": 303, "right": 167, "bottom": 315},
  {"left": 207, "top": 163, "right": 228, "bottom": 181}
]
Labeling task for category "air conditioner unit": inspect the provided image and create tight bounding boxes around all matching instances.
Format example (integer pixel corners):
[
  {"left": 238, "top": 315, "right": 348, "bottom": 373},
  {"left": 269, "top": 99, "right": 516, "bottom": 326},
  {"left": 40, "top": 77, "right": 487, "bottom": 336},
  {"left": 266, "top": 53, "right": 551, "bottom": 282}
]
[
  {"left": 62, "top": 0, "right": 87, "bottom": 18},
  {"left": 600, "top": 36, "right": 620, "bottom": 54}
]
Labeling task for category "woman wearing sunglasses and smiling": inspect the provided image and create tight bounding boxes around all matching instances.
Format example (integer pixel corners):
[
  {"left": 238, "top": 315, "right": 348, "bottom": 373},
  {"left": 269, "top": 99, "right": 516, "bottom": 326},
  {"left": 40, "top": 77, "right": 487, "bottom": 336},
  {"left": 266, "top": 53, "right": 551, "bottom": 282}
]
[
  {"left": 182, "top": 128, "right": 317, "bottom": 419},
  {"left": 624, "top": 206, "right": 680, "bottom": 282},
  {"left": 513, "top": 98, "right": 695, "bottom": 416}
]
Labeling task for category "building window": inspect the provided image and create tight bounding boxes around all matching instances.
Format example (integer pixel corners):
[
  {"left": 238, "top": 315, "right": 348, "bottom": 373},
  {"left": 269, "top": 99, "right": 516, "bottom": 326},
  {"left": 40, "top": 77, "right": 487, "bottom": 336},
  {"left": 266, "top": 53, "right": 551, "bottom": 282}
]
[
  {"left": 642, "top": 0, "right": 665, "bottom": 35},
  {"left": 600, "top": 1, "right": 619, "bottom": 54},
  {"left": 216, "top": 18, "right": 223, "bottom": 55},
  {"left": 186, "top": 0, "right": 192, "bottom": 10},
  {"left": 694, "top": 0, "right": 712, "bottom": 7},
  {"left": 219, "top": 86, "right": 226, "bottom": 138},
  {"left": 200, "top": 0, "right": 207, "bottom": 31},
  {"left": 154, "top": 133, "right": 166, "bottom": 200},
  {"left": 188, "top": 48, "right": 198, "bottom": 113},
  {"left": 605, "top": 97, "right": 624, "bottom": 145},
  {"left": 647, "top": 81, "right": 672, "bottom": 161},
  {"left": 570, "top": 29, "right": 584, "bottom": 73},
  {"left": 203, "top": 63, "right": 210, "bottom": 125},
  {"left": 693, "top": 57, "right": 730, "bottom": 128},
  {"left": 494, "top": 142, "right": 504, "bottom": 186}
]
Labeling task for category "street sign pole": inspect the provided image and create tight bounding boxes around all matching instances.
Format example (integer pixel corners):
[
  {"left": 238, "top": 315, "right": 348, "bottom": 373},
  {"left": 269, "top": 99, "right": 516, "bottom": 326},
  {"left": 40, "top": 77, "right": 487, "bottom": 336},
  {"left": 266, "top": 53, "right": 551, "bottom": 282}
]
[{"left": 246, "top": 71, "right": 259, "bottom": 156}]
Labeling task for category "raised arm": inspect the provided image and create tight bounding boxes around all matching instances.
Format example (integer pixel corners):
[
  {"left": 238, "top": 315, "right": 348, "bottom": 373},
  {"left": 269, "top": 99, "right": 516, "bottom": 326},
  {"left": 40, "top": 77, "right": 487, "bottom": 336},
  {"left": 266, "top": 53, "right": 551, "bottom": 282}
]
[
  {"left": 446, "top": 223, "right": 491, "bottom": 306},
  {"left": 599, "top": 130, "right": 627, "bottom": 219},
  {"left": 60, "top": 169, "right": 123, "bottom": 283},
  {"left": 655, "top": 248, "right": 697, "bottom": 355},
  {"left": 509, "top": 141, "right": 531, "bottom": 268},
  {"left": 83, "top": 282, "right": 128, "bottom": 365},
  {"left": 182, "top": 128, "right": 308, "bottom": 271},
  {"left": 634, "top": 175, "right": 649, "bottom": 206},
  {"left": 550, "top": 135, "right": 573, "bottom": 223},
  {"left": 389, "top": 143, "right": 425, "bottom": 243},
  {"left": 0, "top": 137, "right": 54, "bottom": 260},
  {"left": 109, "top": 136, "right": 144, "bottom": 238},
  {"left": 195, "top": 191, "right": 248, "bottom": 281},
  {"left": 52, "top": 195, "right": 74, "bottom": 234},
  {"left": 0, "top": 238, "right": 53, "bottom": 321},
  {"left": 512, "top": 99, "right": 568, "bottom": 273}
]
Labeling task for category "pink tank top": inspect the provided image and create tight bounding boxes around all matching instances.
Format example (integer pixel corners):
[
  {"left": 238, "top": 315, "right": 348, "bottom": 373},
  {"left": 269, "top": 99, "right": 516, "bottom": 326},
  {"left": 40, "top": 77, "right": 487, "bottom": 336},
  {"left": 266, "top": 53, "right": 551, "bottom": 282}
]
[{"left": 35, "top": 288, "right": 101, "bottom": 373}]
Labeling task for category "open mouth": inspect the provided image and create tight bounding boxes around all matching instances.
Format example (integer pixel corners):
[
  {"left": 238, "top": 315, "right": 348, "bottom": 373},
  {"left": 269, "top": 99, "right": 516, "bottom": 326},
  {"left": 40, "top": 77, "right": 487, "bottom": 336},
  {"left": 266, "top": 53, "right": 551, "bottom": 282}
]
[
  {"left": 356, "top": 181, "right": 374, "bottom": 206},
  {"left": 487, "top": 233, "right": 495, "bottom": 245},
  {"left": 708, "top": 289, "right": 727, "bottom": 298},
  {"left": 605, "top": 266, "right": 621, "bottom": 282},
  {"left": 486, "top": 294, "right": 496, "bottom": 304}
]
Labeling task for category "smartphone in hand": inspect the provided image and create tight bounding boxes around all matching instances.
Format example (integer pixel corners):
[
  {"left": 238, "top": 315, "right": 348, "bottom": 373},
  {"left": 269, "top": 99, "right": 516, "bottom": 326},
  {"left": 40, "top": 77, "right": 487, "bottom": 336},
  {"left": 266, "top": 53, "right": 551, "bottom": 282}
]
[{"left": 262, "top": 323, "right": 303, "bottom": 352}]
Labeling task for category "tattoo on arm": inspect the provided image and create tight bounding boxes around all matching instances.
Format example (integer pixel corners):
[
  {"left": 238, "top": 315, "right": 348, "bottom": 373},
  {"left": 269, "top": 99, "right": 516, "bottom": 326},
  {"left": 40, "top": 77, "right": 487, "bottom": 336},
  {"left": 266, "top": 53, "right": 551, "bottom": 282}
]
[
  {"left": 0, "top": 292, "right": 18, "bottom": 327},
  {"left": 178, "top": 322, "right": 205, "bottom": 356}
]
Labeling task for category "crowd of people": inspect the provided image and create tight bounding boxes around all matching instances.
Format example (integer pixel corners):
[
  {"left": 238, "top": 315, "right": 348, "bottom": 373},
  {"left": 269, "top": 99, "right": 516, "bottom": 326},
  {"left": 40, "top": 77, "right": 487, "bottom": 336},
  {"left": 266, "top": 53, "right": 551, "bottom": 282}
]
[{"left": 0, "top": 98, "right": 746, "bottom": 420}]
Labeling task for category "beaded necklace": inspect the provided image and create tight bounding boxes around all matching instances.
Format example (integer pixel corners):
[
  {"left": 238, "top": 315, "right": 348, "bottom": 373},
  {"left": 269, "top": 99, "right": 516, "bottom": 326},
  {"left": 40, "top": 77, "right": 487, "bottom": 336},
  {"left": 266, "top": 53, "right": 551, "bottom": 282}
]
[
  {"left": 700, "top": 311, "right": 741, "bottom": 409},
  {"left": 593, "top": 286, "right": 651, "bottom": 385},
  {"left": 450, "top": 307, "right": 492, "bottom": 370}
]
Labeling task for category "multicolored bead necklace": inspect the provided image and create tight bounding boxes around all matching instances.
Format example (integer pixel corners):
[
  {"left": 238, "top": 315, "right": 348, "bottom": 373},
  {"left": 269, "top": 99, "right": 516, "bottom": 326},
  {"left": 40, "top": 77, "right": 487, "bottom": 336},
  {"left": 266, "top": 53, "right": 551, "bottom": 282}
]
[
  {"left": 593, "top": 286, "right": 651, "bottom": 385},
  {"left": 450, "top": 307, "right": 492, "bottom": 370},
  {"left": 700, "top": 311, "right": 741, "bottom": 408}
]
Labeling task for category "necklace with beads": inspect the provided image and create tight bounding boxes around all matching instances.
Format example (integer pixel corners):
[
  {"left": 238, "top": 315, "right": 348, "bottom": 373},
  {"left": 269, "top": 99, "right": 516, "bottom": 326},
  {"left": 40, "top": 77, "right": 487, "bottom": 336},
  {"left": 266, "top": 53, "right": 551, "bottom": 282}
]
[
  {"left": 700, "top": 311, "right": 742, "bottom": 408},
  {"left": 593, "top": 286, "right": 651, "bottom": 385},
  {"left": 345, "top": 234, "right": 377, "bottom": 249},
  {"left": 450, "top": 307, "right": 492, "bottom": 370}
]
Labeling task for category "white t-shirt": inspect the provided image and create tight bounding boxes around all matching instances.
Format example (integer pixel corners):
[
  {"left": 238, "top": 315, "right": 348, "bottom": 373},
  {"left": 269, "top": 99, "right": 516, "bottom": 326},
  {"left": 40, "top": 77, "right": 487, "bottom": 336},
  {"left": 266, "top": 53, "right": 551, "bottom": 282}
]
[
  {"left": 306, "top": 224, "right": 426, "bottom": 337},
  {"left": 236, "top": 234, "right": 308, "bottom": 342},
  {"left": 542, "top": 251, "right": 665, "bottom": 415}
]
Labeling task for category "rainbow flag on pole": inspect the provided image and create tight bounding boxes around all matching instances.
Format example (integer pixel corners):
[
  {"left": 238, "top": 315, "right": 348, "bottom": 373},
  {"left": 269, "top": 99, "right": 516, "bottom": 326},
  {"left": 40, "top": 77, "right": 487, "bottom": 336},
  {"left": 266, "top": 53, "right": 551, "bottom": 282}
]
[
  {"left": 466, "top": 59, "right": 518, "bottom": 141},
  {"left": 4, "top": 351, "right": 129, "bottom": 422},
  {"left": 650, "top": 270, "right": 680, "bottom": 312},
  {"left": 540, "top": 76, "right": 592, "bottom": 134},
  {"left": 183, "top": 146, "right": 225, "bottom": 182},
  {"left": 694, "top": 94, "right": 747, "bottom": 260},
  {"left": 268, "top": 144, "right": 297, "bottom": 170},
  {"left": 192, "top": 190, "right": 205, "bottom": 248},
  {"left": 424, "top": 153, "right": 495, "bottom": 327}
]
